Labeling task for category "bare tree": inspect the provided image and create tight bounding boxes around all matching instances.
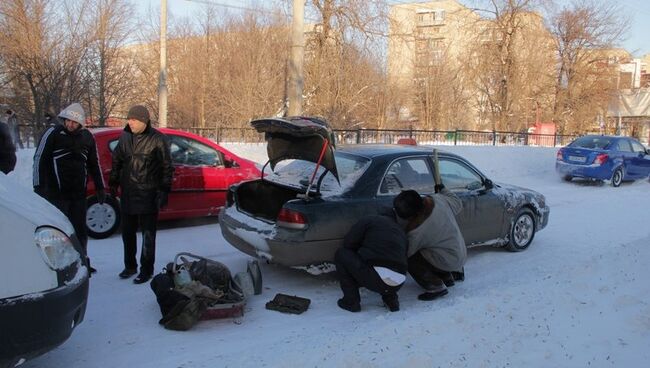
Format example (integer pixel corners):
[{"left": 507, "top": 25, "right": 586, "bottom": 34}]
[
  {"left": 547, "top": 0, "right": 628, "bottom": 133},
  {"left": 85, "top": 0, "right": 138, "bottom": 125},
  {"left": 467, "top": 0, "right": 555, "bottom": 131},
  {"left": 0, "top": 0, "right": 96, "bottom": 142}
]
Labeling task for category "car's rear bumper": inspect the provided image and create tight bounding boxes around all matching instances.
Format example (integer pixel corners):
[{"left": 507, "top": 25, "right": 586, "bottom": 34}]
[
  {"left": 555, "top": 161, "right": 612, "bottom": 180},
  {"left": 219, "top": 208, "right": 339, "bottom": 267},
  {"left": 0, "top": 274, "right": 89, "bottom": 366}
]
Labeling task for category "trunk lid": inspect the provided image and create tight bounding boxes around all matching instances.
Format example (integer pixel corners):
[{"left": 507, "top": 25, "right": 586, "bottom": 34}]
[
  {"left": 560, "top": 147, "right": 605, "bottom": 165},
  {"left": 251, "top": 117, "right": 339, "bottom": 182}
]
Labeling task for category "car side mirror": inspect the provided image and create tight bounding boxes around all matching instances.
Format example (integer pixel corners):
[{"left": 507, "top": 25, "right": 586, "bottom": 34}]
[{"left": 483, "top": 178, "right": 494, "bottom": 190}]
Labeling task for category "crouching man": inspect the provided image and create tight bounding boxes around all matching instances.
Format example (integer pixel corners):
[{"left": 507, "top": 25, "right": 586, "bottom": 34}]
[
  {"left": 334, "top": 214, "right": 408, "bottom": 312},
  {"left": 393, "top": 186, "right": 466, "bottom": 301}
]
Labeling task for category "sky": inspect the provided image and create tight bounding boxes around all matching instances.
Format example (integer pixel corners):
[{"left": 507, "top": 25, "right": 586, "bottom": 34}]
[
  {"left": 8, "top": 142, "right": 650, "bottom": 367},
  {"left": 140, "top": 0, "right": 650, "bottom": 57}
]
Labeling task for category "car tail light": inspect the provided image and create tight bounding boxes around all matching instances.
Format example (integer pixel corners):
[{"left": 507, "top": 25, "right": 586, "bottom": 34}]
[
  {"left": 277, "top": 208, "right": 308, "bottom": 229},
  {"left": 594, "top": 153, "right": 608, "bottom": 165},
  {"left": 556, "top": 149, "right": 564, "bottom": 161}
]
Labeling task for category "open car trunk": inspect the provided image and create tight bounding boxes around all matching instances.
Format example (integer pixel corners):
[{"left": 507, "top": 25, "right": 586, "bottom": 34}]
[{"left": 235, "top": 179, "right": 304, "bottom": 221}]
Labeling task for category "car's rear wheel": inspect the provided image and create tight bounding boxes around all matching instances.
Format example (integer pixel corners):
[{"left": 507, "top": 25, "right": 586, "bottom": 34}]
[
  {"left": 506, "top": 209, "right": 536, "bottom": 252},
  {"left": 86, "top": 195, "right": 121, "bottom": 239},
  {"left": 563, "top": 175, "right": 572, "bottom": 182},
  {"left": 611, "top": 167, "right": 623, "bottom": 187}
]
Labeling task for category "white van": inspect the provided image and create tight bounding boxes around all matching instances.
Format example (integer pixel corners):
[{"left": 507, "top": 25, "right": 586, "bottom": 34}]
[{"left": 0, "top": 173, "right": 89, "bottom": 367}]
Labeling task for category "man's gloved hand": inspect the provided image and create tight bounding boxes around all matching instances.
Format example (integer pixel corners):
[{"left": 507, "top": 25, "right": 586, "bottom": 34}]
[
  {"left": 434, "top": 183, "right": 445, "bottom": 193},
  {"left": 96, "top": 189, "right": 106, "bottom": 204},
  {"left": 156, "top": 191, "right": 169, "bottom": 210}
]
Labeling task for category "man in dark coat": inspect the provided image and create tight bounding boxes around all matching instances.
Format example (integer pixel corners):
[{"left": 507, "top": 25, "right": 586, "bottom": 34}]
[
  {"left": 334, "top": 214, "right": 408, "bottom": 312},
  {"left": 33, "top": 103, "right": 105, "bottom": 273},
  {"left": 0, "top": 119, "right": 16, "bottom": 174},
  {"left": 109, "top": 105, "right": 174, "bottom": 284}
]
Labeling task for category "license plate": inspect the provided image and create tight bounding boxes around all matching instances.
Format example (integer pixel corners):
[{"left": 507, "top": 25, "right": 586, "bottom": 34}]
[{"left": 568, "top": 155, "right": 586, "bottom": 163}]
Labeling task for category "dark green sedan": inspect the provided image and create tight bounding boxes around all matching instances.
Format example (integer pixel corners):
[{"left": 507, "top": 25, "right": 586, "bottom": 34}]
[{"left": 219, "top": 117, "right": 550, "bottom": 273}]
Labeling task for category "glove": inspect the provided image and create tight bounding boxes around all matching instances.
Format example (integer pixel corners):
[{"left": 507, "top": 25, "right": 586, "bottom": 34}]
[
  {"left": 109, "top": 186, "right": 118, "bottom": 198},
  {"left": 434, "top": 183, "right": 445, "bottom": 193},
  {"left": 156, "top": 191, "right": 169, "bottom": 210},
  {"left": 96, "top": 189, "right": 106, "bottom": 204}
]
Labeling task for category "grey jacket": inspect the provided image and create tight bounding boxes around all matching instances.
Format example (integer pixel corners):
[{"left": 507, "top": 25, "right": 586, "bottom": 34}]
[{"left": 406, "top": 187, "right": 466, "bottom": 272}]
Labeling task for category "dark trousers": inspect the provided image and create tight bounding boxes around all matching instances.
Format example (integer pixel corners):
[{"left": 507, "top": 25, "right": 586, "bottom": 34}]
[
  {"left": 49, "top": 197, "right": 90, "bottom": 268},
  {"left": 334, "top": 247, "right": 402, "bottom": 304},
  {"left": 50, "top": 198, "right": 88, "bottom": 251},
  {"left": 121, "top": 212, "right": 158, "bottom": 276},
  {"left": 408, "top": 251, "right": 449, "bottom": 291}
]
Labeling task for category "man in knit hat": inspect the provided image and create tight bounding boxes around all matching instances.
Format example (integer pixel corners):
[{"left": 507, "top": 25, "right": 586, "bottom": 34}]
[
  {"left": 109, "top": 105, "right": 173, "bottom": 284},
  {"left": 33, "top": 102, "right": 106, "bottom": 273}
]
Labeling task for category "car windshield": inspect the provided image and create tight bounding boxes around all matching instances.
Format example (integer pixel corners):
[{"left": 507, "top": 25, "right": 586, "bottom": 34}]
[
  {"left": 570, "top": 136, "right": 612, "bottom": 150},
  {"left": 263, "top": 152, "right": 370, "bottom": 195}
]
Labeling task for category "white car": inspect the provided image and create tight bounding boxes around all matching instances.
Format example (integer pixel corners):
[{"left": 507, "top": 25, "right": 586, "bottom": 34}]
[{"left": 0, "top": 173, "right": 89, "bottom": 367}]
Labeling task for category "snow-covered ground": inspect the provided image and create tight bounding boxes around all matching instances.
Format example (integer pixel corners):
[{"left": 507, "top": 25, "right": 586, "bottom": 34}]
[{"left": 9, "top": 143, "right": 650, "bottom": 368}]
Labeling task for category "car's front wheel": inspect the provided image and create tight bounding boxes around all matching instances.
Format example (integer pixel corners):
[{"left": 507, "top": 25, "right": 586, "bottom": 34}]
[
  {"left": 506, "top": 209, "right": 536, "bottom": 252},
  {"left": 86, "top": 195, "right": 121, "bottom": 239},
  {"left": 611, "top": 167, "right": 623, "bottom": 187},
  {"left": 563, "top": 175, "right": 572, "bottom": 182}
]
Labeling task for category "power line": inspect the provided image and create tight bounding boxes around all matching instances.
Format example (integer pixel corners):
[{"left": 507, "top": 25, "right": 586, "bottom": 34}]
[{"left": 182, "top": 0, "right": 319, "bottom": 22}]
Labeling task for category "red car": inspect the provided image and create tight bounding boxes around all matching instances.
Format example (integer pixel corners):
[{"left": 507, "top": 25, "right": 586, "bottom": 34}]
[{"left": 85, "top": 127, "right": 261, "bottom": 239}]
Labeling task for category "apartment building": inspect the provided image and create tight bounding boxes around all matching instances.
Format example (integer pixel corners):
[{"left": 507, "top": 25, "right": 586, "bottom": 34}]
[
  {"left": 387, "top": 0, "right": 479, "bottom": 87},
  {"left": 387, "top": 0, "right": 556, "bottom": 132}
]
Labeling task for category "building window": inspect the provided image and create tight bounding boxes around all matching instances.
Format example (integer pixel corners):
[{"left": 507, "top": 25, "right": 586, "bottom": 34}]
[{"left": 416, "top": 9, "right": 445, "bottom": 27}]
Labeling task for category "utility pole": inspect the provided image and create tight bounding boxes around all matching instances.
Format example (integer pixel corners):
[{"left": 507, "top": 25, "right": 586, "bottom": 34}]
[
  {"left": 287, "top": 0, "right": 305, "bottom": 116},
  {"left": 159, "top": 0, "right": 168, "bottom": 128}
]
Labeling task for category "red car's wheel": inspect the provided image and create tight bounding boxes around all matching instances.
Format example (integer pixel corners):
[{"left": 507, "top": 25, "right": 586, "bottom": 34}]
[{"left": 86, "top": 195, "right": 121, "bottom": 239}]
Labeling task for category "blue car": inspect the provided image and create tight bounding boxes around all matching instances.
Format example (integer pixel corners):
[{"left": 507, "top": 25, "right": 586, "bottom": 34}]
[{"left": 556, "top": 135, "right": 650, "bottom": 187}]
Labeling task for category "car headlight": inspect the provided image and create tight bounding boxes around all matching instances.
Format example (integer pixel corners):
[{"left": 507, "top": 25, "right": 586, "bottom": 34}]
[{"left": 35, "top": 226, "right": 80, "bottom": 270}]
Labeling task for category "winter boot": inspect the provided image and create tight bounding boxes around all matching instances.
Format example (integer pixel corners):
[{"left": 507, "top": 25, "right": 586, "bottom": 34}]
[
  {"left": 417, "top": 283, "right": 448, "bottom": 301},
  {"left": 451, "top": 268, "right": 465, "bottom": 282},
  {"left": 382, "top": 294, "right": 400, "bottom": 312},
  {"left": 119, "top": 268, "right": 137, "bottom": 279},
  {"left": 133, "top": 273, "right": 152, "bottom": 284},
  {"left": 337, "top": 298, "right": 361, "bottom": 313}
]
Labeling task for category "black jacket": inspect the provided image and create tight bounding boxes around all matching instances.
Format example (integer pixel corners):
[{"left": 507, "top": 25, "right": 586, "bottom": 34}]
[
  {"left": 109, "top": 124, "right": 174, "bottom": 214},
  {"left": 33, "top": 124, "right": 104, "bottom": 199},
  {"left": 0, "top": 122, "right": 16, "bottom": 174},
  {"left": 343, "top": 215, "right": 408, "bottom": 274}
]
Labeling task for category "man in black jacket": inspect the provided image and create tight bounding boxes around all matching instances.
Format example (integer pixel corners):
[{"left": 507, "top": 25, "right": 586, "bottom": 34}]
[
  {"left": 33, "top": 103, "right": 105, "bottom": 273},
  {"left": 109, "top": 105, "right": 174, "bottom": 284},
  {"left": 334, "top": 214, "right": 408, "bottom": 312},
  {"left": 0, "top": 119, "right": 16, "bottom": 174}
]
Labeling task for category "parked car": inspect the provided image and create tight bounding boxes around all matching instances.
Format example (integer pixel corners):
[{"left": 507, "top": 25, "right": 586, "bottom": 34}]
[
  {"left": 0, "top": 173, "right": 89, "bottom": 367},
  {"left": 219, "top": 117, "right": 550, "bottom": 273},
  {"left": 556, "top": 135, "right": 650, "bottom": 187},
  {"left": 85, "top": 128, "right": 261, "bottom": 239}
]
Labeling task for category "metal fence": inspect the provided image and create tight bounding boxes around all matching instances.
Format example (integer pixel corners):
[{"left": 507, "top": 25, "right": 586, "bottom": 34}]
[
  {"left": 183, "top": 126, "right": 578, "bottom": 147},
  {"left": 15, "top": 124, "right": 578, "bottom": 148}
]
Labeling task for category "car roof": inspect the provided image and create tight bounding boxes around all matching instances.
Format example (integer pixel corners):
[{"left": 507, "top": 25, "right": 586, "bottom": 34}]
[
  {"left": 580, "top": 135, "right": 628, "bottom": 140},
  {"left": 88, "top": 126, "right": 199, "bottom": 139},
  {"left": 337, "top": 144, "right": 459, "bottom": 160}
]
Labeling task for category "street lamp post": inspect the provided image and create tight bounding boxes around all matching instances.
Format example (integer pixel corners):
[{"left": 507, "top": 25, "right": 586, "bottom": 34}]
[{"left": 159, "top": 0, "right": 168, "bottom": 128}]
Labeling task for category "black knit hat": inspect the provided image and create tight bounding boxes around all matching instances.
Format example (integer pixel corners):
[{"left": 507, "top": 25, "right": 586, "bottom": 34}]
[{"left": 127, "top": 105, "right": 150, "bottom": 124}]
